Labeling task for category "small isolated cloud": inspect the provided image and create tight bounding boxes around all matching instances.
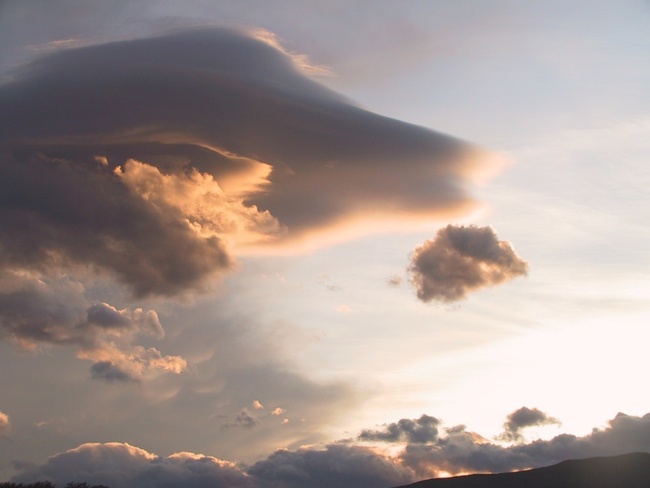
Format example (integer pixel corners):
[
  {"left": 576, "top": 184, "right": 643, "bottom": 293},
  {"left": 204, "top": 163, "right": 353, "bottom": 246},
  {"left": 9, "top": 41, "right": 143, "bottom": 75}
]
[
  {"left": 409, "top": 225, "right": 528, "bottom": 302},
  {"left": 0, "top": 410, "right": 10, "bottom": 437},
  {"left": 271, "top": 407, "right": 286, "bottom": 416},
  {"left": 387, "top": 275, "right": 403, "bottom": 287},
  {"left": 498, "top": 406, "right": 561, "bottom": 442},
  {"left": 252, "top": 400, "right": 265, "bottom": 410},
  {"left": 223, "top": 409, "right": 259, "bottom": 430},
  {"left": 359, "top": 414, "right": 441, "bottom": 444}
]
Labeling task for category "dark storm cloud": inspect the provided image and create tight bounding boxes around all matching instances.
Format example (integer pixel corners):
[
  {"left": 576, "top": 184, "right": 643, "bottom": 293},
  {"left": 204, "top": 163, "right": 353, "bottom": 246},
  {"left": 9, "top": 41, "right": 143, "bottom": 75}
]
[
  {"left": 499, "top": 406, "right": 561, "bottom": 442},
  {"left": 359, "top": 414, "right": 441, "bottom": 443},
  {"left": 0, "top": 27, "right": 493, "bottom": 298},
  {"left": 409, "top": 225, "right": 528, "bottom": 302}
]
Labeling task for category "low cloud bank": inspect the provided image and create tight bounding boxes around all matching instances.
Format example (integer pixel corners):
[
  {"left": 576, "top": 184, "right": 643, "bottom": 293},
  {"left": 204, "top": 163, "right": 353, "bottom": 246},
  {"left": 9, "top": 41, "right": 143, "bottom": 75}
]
[{"left": 12, "top": 410, "right": 650, "bottom": 487}]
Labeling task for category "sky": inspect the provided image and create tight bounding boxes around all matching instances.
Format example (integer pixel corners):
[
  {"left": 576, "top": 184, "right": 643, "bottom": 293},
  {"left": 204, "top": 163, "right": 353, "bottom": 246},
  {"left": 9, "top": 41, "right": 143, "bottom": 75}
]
[{"left": 0, "top": 1, "right": 649, "bottom": 487}]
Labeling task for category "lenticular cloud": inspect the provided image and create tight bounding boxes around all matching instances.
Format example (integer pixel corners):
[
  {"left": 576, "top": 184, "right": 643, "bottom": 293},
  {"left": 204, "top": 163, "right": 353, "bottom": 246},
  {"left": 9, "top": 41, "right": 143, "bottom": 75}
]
[
  {"left": 0, "top": 26, "right": 495, "bottom": 297},
  {"left": 0, "top": 28, "right": 500, "bottom": 376}
]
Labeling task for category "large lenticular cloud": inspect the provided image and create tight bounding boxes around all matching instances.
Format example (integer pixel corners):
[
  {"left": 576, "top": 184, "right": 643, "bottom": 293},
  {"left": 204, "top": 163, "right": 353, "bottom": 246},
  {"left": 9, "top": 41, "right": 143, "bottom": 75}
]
[{"left": 0, "top": 26, "right": 495, "bottom": 297}]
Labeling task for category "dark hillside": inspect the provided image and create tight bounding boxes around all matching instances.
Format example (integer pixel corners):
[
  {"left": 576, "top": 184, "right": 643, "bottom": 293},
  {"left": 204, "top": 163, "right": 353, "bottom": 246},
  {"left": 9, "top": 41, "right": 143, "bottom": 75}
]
[{"left": 394, "top": 452, "right": 650, "bottom": 488}]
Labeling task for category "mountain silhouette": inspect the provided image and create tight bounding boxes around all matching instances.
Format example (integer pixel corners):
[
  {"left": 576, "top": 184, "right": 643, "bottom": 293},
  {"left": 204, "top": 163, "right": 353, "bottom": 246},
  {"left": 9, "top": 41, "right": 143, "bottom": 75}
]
[{"left": 394, "top": 452, "right": 650, "bottom": 488}]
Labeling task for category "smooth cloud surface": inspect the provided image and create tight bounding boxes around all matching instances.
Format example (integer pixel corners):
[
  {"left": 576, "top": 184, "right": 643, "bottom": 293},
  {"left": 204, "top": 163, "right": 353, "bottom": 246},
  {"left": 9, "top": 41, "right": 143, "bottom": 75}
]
[{"left": 409, "top": 225, "right": 528, "bottom": 302}]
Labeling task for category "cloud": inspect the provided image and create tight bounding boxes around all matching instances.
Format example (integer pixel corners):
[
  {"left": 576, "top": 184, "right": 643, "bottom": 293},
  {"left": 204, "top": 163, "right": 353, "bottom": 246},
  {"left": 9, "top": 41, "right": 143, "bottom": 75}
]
[
  {"left": 0, "top": 270, "right": 186, "bottom": 382},
  {"left": 13, "top": 442, "right": 413, "bottom": 488},
  {"left": 408, "top": 225, "right": 528, "bottom": 302},
  {"left": 0, "top": 26, "right": 495, "bottom": 299},
  {"left": 12, "top": 412, "right": 650, "bottom": 487},
  {"left": 224, "top": 409, "right": 260, "bottom": 430},
  {"left": 498, "top": 406, "right": 561, "bottom": 442},
  {"left": 0, "top": 410, "right": 10, "bottom": 437},
  {"left": 90, "top": 361, "right": 139, "bottom": 384},
  {"left": 13, "top": 442, "right": 256, "bottom": 488},
  {"left": 359, "top": 414, "right": 441, "bottom": 444},
  {"left": 392, "top": 411, "right": 650, "bottom": 478},
  {"left": 248, "top": 444, "right": 415, "bottom": 488}
]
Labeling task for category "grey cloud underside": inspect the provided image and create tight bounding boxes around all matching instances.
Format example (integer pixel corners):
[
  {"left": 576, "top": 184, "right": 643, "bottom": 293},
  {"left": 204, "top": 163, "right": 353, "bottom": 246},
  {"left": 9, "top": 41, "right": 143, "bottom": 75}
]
[{"left": 0, "top": 27, "right": 484, "bottom": 297}]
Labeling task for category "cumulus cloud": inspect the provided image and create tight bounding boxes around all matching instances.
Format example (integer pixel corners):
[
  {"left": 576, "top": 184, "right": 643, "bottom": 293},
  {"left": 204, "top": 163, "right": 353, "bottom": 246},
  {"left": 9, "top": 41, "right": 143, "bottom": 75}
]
[
  {"left": 0, "top": 270, "right": 185, "bottom": 382},
  {"left": 0, "top": 27, "right": 495, "bottom": 300},
  {"left": 12, "top": 442, "right": 412, "bottom": 488},
  {"left": 498, "top": 406, "right": 561, "bottom": 442},
  {"left": 386, "top": 411, "right": 650, "bottom": 479},
  {"left": 0, "top": 410, "right": 10, "bottom": 437},
  {"left": 13, "top": 442, "right": 256, "bottom": 488},
  {"left": 13, "top": 412, "right": 650, "bottom": 487},
  {"left": 248, "top": 444, "right": 415, "bottom": 488},
  {"left": 359, "top": 414, "right": 441, "bottom": 444},
  {"left": 409, "top": 225, "right": 528, "bottom": 302}
]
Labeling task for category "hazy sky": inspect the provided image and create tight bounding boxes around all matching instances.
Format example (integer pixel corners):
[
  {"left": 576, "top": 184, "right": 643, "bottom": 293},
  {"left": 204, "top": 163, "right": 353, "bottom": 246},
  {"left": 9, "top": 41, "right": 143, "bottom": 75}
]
[{"left": 1, "top": 1, "right": 649, "bottom": 487}]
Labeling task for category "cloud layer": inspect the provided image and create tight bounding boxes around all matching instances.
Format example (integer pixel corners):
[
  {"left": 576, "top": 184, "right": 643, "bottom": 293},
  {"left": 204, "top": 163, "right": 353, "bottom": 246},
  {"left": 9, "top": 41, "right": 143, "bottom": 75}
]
[
  {"left": 409, "top": 225, "right": 528, "bottom": 302},
  {"left": 0, "top": 27, "right": 493, "bottom": 297},
  {"left": 12, "top": 410, "right": 650, "bottom": 487}
]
